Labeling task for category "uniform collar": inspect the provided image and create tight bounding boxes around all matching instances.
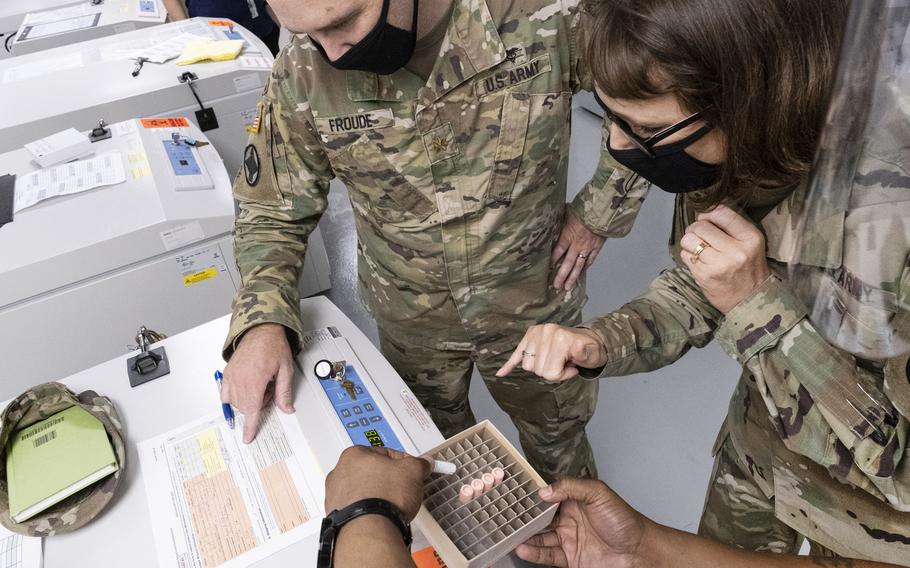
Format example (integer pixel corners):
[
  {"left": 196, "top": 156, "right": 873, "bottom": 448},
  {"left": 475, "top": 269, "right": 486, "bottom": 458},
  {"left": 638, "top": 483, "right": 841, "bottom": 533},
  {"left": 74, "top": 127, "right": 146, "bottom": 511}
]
[
  {"left": 760, "top": 181, "right": 844, "bottom": 269},
  {"left": 344, "top": 0, "right": 507, "bottom": 104}
]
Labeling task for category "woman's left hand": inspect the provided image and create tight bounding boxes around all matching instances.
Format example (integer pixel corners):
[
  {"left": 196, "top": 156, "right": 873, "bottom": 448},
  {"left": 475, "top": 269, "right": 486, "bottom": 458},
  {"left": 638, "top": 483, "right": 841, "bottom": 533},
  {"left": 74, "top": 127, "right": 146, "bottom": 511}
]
[
  {"left": 496, "top": 324, "right": 608, "bottom": 381},
  {"left": 679, "top": 205, "right": 770, "bottom": 314}
]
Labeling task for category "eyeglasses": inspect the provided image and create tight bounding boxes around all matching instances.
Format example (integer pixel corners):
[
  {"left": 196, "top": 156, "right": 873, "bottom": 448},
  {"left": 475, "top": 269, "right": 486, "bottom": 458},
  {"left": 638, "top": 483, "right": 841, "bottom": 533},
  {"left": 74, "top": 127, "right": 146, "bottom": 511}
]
[{"left": 592, "top": 90, "right": 710, "bottom": 158}]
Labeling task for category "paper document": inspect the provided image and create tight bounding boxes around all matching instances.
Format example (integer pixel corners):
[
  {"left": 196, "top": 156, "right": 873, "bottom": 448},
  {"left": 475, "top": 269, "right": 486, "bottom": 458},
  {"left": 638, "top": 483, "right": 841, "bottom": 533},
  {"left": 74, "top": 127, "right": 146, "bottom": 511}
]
[
  {"left": 14, "top": 153, "right": 126, "bottom": 213},
  {"left": 138, "top": 408, "right": 324, "bottom": 568},
  {"left": 0, "top": 524, "right": 42, "bottom": 568},
  {"left": 18, "top": 13, "right": 101, "bottom": 41},
  {"left": 22, "top": 3, "right": 102, "bottom": 25}
]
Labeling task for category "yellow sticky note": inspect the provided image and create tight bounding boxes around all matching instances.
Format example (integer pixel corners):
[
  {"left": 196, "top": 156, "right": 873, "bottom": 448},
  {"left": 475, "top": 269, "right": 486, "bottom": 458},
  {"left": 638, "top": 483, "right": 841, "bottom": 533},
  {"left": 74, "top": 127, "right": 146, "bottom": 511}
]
[
  {"left": 176, "top": 39, "right": 245, "bottom": 65},
  {"left": 196, "top": 430, "right": 227, "bottom": 476},
  {"left": 183, "top": 267, "right": 218, "bottom": 286},
  {"left": 131, "top": 165, "right": 151, "bottom": 179}
]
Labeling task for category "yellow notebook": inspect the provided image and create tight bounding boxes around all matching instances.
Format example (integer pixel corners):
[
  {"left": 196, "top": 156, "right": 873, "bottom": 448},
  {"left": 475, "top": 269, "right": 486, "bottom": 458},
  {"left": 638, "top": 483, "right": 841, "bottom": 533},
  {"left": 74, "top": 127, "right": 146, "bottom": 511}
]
[{"left": 7, "top": 406, "right": 118, "bottom": 523}]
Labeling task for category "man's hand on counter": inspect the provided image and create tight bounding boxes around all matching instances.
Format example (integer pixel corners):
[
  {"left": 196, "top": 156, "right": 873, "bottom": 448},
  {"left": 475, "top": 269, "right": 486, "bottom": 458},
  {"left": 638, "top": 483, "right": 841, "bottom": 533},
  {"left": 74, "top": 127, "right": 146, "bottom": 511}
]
[{"left": 222, "top": 323, "right": 296, "bottom": 443}]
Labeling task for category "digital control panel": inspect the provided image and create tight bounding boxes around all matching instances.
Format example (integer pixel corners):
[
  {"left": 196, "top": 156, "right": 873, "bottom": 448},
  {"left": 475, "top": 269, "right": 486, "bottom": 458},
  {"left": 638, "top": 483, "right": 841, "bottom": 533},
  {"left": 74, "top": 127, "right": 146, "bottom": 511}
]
[{"left": 317, "top": 365, "right": 404, "bottom": 452}]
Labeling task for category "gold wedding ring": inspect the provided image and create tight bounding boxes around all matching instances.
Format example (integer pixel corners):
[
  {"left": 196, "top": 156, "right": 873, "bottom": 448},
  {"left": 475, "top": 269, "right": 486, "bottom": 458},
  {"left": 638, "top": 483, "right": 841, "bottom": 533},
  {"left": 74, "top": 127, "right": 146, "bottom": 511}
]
[{"left": 691, "top": 241, "right": 711, "bottom": 263}]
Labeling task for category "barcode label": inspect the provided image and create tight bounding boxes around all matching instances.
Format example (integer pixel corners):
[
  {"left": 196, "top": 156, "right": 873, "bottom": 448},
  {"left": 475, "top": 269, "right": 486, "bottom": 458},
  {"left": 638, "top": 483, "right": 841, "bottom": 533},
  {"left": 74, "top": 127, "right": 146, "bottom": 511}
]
[{"left": 33, "top": 430, "right": 57, "bottom": 448}]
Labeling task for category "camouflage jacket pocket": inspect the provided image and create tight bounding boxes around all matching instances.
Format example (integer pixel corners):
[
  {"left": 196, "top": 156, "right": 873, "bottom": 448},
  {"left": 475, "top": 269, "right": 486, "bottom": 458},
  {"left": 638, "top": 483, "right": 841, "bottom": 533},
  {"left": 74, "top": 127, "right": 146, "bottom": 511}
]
[
  {"left": 808, "top": 270, "right": 900, "bottom": 360},
  {"left": 487, "top": 91, "right": 571, "bottom": 205},
  {"left": 332, "top": 134, "right": 436, "bottom": 225}
]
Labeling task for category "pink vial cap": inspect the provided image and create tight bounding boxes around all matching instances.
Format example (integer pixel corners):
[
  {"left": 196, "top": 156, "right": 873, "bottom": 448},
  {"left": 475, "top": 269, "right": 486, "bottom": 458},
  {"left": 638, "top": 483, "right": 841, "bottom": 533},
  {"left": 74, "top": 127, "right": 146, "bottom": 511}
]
[
  {"left": 459, "top": 485, "right": 474, "bottom": 502},
  {"left": 471, "top": 479, "right": 485, "bottom": 493},
  {"left": 492, "top": 467, "right": 505, "bottom": 481},
  {"left": 482, "top": 473, "right": 495, "bottom": 491}
]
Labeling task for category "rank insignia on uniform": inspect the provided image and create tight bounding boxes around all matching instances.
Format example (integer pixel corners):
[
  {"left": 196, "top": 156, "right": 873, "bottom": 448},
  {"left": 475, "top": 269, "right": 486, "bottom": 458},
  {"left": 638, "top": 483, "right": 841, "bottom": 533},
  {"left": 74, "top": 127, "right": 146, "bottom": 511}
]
[
  {"left": 243, "top": 144, "right": 260, "bottom": 187},
  {"left": 431, "top": 137, "right": 449, "bottom": 153},
  {"left": 505, "top": 45, "right": 526, "bottom": 64}
]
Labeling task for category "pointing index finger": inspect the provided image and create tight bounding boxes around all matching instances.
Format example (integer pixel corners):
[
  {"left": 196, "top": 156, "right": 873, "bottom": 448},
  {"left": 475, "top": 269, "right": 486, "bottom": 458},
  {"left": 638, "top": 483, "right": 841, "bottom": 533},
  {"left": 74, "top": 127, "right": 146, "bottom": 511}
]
[{"left": 497, "top": 341, "right": 526, "bottom": 377}]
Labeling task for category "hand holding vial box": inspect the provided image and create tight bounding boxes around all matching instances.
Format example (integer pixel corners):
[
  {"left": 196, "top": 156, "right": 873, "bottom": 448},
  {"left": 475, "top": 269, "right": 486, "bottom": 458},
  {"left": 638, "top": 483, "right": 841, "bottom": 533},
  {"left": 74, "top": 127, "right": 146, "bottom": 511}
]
[{"left": 415, "top": 420, "right": 558, "bottom": 568}]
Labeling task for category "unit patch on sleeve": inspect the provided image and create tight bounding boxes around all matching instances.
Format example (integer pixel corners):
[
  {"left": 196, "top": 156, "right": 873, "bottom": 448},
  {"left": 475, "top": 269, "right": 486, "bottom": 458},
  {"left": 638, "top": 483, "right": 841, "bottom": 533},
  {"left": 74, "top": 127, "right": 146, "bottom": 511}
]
[{"left": 243, "top": 144, "right": 260, "bottom": 187}]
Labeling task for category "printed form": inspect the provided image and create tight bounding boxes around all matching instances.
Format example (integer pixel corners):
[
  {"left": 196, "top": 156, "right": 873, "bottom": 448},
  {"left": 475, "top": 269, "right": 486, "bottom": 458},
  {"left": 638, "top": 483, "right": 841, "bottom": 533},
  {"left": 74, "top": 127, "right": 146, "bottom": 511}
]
[
  {"left": 13, "top": 153, "right": 126, "bottom": 213},
  {"left": 0, "top": 525, "right": 41, "bottom": 568},
  {"left": 138, "top": 408, "right": 324, "bottom": 568}
]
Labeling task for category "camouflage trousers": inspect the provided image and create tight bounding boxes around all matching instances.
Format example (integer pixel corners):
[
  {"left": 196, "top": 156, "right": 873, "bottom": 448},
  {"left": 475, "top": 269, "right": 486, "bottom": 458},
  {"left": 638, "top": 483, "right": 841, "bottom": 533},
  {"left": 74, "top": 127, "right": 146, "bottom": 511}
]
[
  {"left": 377, "top": 311, "right": 599, "bottom": 483},
  {"left": 698, "top": 434, "right": 837, "bottom": 557}
]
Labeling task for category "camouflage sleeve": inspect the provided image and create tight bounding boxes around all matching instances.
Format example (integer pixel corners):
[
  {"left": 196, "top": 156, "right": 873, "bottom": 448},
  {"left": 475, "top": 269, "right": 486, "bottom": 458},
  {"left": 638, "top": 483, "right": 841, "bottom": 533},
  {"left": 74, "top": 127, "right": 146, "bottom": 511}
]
[
  {"left": 222, "top": 63, "right": 334, "bottom": 360},
  {"left": 567, "top": 0, "right": 592, "bottom": 93},
  {"left": 579, "top": 265, "right": 721, "bottom": 376},
  {"left": 566, "top": 0, "right": 652, "bottom": 237},
  {"left": 568, "top": 131, "right": 652, "bottom": 238},
  {"left": 715, "top": 274, "right": 909, "bottom": 509}
]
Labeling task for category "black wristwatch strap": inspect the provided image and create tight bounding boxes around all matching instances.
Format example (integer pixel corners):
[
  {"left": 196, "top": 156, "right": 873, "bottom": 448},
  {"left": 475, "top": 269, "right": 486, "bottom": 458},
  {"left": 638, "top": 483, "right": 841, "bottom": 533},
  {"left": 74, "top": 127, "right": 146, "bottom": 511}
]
[{"left": 317, "top": 498, "right": 412, "bottom": 568}]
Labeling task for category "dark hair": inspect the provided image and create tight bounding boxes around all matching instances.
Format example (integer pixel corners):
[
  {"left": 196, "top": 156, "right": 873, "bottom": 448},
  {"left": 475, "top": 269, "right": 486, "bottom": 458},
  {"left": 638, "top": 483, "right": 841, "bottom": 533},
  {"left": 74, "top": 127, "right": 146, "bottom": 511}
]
[{"left": 585, "top": 0, "right": 848, "bottom": 209}]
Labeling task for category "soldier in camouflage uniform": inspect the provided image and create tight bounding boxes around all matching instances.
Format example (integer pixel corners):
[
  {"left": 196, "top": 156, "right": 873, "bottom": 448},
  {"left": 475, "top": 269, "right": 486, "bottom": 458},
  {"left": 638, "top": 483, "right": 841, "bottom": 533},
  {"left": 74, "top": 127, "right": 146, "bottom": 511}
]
[
  {"left": 501, "top": 0, "right": 910, "bottom": 563},
  {"left": 220, "top": 0, "right": 648, "bottom": 482}
]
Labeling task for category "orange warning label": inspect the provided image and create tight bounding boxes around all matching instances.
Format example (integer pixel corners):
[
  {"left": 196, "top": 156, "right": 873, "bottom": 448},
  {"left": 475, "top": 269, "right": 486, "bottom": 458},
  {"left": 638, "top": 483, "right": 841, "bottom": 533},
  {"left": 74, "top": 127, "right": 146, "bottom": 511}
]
[
  {"left": 141, "top": 117, "right": 190, "bottom": 128},
  {"left": 412, "top": 547, "right": 447, "bottom": 568},
  {"left": 207, "top": 20, "right": 235, "bottom": 27}
]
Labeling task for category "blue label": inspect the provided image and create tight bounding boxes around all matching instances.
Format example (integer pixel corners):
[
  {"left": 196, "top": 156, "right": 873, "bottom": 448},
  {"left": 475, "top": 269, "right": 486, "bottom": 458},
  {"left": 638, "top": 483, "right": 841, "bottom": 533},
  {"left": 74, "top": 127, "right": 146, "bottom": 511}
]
[
  {"left": 222, "top": 29, "right": 249, "bottom": 47},
  {"left": 139, "top": 0, "right": 156, "bottom": 13},
  {"left": 317, "top": 366, "right": 404, "bottom": 452},
  {"left": 162, "top": 141, "right": 202, "bottom": 176}
]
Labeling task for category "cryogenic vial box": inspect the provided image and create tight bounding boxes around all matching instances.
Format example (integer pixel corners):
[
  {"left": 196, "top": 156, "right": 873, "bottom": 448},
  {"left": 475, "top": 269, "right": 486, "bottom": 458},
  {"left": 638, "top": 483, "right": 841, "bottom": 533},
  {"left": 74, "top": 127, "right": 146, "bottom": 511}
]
[{"left": 415, "top": 420, "right": 558, "bottom": 568}]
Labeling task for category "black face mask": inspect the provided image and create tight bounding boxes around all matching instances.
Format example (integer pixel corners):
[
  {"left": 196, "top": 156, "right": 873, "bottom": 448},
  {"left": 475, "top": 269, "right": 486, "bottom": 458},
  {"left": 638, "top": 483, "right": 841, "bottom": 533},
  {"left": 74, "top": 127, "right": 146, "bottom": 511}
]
[
  {"left": 313, "top": 0, "right": 419, "bottom": 75},
  {"left": 607, "top": 126, "right": 721, "bottom": 194}
]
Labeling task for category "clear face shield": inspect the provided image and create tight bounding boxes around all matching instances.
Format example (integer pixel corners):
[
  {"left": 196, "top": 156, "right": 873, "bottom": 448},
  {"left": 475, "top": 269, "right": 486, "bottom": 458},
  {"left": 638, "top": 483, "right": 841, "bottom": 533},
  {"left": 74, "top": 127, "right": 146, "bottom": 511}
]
[{"left": 788, "top": 0, "right": 910, "bottom": 360}]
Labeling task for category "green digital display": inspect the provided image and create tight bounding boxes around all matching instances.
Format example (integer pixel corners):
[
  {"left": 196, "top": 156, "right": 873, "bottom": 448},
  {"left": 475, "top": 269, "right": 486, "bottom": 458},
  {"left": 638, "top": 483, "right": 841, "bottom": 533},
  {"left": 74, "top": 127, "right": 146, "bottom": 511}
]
[{"left": 364, "top": 429, "right": 384, "bottom": 447}]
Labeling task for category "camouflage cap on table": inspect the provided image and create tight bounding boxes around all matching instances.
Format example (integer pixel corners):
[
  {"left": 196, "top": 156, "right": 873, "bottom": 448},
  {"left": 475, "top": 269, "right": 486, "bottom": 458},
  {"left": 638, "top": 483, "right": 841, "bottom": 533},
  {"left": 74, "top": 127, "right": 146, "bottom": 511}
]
[{"left": 0, "top": 382, "right": 126, "bottom": 536}]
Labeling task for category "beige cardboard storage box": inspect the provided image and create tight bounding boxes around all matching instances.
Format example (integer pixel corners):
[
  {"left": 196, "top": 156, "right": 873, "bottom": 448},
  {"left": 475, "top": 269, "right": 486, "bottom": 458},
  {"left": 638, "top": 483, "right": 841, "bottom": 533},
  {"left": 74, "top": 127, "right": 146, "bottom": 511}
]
[{"left": 414, "top": 420, "right": 558, "bottom": 567}]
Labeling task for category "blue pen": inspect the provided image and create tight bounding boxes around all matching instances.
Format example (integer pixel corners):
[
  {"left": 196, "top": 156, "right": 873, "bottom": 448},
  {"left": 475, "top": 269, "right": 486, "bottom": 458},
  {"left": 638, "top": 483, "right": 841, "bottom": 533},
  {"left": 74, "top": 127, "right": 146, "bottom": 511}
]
[{"left": 214, "top": 371, "right": 235, "bottom": 429}]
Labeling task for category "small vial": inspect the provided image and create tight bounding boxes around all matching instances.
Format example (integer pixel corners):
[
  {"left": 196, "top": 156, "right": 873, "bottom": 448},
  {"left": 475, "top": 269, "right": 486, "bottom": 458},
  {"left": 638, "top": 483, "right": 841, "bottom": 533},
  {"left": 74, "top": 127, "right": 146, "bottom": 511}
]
[
  {"left": 432, "top": 460, "right": 457, "bottom": 475},
  {"left": 471, "top": 478, "right": 485, "bottom": 496},
  {"left": 482, "top": 472, "right": 495, "bottom": 491},
  {"left": 459, "top": 484, "right": 475, "bottom": 503},
  {"left": 492, "top": 467, "right": 505, "bottom": 486}
]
